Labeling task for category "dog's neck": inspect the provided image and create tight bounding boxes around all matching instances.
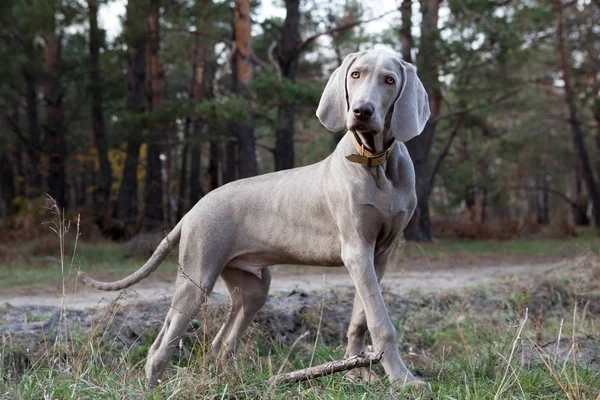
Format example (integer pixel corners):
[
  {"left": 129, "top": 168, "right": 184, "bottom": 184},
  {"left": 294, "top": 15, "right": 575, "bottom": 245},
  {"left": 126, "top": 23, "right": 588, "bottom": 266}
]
[
  {"left": 343, "top": 129, "right": 396, "bottom": 168},
  {"left": 353, "top": 127, "right": 394, "bottom": 154}
]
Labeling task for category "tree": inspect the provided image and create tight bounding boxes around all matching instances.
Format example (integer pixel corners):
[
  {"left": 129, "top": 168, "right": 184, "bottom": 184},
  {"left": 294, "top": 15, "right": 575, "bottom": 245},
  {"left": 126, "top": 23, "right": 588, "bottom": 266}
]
[
  {"left": 88, "top": 0, "right": 112, "bottom": 215},
  {"left": 188, "top": 0, "right": 212, "bottom": 208},
  {"left": 42, "top": 1, "right": 69, "bottom": 209},
  {"left": 555, "top": 0, "right": 600, "bottom": 231},
  {"left": 143, "top": 0, "right": 165, "bottom": 229},
  {"left": 232, "top": 0, "right": 257, "bottom": 178},
  {"left": 399, "top": 0, "right": 413, "bottom": 64},
  {"left": 274, "top": 0, "right": 300, "bottom": 171},
  {"left": 116, "top": 0, "right": 148, "bottom": 228},
  {"left": 404, "top": 0, "right": 442, "bottom": 242}
]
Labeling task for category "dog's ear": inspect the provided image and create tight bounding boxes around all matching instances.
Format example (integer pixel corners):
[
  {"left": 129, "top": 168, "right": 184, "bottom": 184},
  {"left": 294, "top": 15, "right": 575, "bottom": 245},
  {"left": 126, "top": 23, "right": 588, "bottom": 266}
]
[
  {"left": 316, "top": 52, "right": 362, "bottom": 132},
  {"left": 390, "top": 60, "right": 431, "bottom": 142}
]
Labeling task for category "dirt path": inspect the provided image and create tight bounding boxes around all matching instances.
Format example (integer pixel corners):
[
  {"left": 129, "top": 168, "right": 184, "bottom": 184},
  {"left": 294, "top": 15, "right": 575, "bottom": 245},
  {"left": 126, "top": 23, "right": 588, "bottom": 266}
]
[{"left": 1, "top": 259, "right": 570, "bottom": 310}]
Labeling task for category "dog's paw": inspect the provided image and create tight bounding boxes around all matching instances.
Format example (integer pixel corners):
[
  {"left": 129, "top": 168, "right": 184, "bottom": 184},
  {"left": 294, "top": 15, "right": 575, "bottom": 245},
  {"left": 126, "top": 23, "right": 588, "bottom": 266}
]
[
  {"left": 345, "top": 367, "right": 379, "bottom": 384},
  {"left": 391, "top": 377, "right": 434, "bottom": 399}
]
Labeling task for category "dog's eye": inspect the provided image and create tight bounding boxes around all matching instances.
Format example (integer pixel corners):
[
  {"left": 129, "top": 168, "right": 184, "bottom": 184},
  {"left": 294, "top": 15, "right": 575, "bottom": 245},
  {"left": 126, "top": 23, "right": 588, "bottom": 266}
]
[
  {"left": 351, "top": 71, "right": 360, "bottom": 79},
  {"left": 385, "top": 77, "right": 395, "bottom": 85}
]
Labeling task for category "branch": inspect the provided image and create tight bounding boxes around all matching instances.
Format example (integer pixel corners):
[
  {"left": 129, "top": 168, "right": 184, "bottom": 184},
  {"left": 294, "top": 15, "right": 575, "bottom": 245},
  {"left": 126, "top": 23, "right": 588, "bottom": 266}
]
[
  {"left": 3, "top": 114, "right": 43, "bottom": 153},
  {"left": 267, "top": 41, "right": 282, "bottom": 79},
  {"left": 503, "top": 185, "right": 585, "bottom": 213},
  {"left": 163, "top": 27, "right": 232, "bottom": 45},
  {"left": 252, "top": 51, "right": 270, "bottom": 71},
  {"left": 267, "top": 351, "right": 383, "bottom": 385},
  {"left": 298, "top": 9, "right": 398, "bottom": 54},
  {"left": 256, "top": 141, "right": 275, "bottom": 153},
  {"left": 428, "top": 115, "right": 464, "bottom": 189},
  {"left": 430, "top": 90, "right": 519, "bottom": 123}
]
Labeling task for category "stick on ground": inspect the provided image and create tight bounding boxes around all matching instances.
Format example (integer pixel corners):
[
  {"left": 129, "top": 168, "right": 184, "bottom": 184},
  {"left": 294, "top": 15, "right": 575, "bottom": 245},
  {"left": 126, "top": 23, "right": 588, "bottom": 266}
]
[{"left": 267, "top": 351, "right": 383, "bottom": 385}]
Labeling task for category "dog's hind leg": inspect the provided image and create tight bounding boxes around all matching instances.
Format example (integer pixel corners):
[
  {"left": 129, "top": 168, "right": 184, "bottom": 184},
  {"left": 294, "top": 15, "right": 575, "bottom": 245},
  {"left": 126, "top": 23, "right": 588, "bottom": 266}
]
[
  {"left": 211, "top": 267, "right": 271, "bottom": 356},
  {"left": 145, "top": 264, "right": 221, "bottom": 388}
]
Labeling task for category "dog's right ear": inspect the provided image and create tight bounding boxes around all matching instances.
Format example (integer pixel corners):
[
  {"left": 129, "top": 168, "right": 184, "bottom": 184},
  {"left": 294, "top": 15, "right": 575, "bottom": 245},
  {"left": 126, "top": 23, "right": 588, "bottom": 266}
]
[{"left": 316, "top": 52, "right": 362, "bottom": 132}]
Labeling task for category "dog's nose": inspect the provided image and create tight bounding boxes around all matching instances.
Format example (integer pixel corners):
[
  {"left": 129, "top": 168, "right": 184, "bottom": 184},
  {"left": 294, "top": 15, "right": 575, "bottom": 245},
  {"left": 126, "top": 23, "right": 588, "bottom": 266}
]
[{"left": 352, "top": 103, "right": 374, "bottom": 121}]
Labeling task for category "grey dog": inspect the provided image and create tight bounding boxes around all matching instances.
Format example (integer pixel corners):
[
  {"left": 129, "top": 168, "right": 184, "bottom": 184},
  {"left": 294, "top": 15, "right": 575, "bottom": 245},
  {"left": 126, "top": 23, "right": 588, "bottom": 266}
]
[{"left": 80, "top": 49, "right": 430, "bottom": 388}]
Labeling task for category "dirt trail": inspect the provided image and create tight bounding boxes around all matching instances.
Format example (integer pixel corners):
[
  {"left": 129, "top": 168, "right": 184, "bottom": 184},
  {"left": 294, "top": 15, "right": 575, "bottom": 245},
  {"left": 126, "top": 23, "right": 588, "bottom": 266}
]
[{"left": 1, "top": 260, "right": 568, "bottom": 310}]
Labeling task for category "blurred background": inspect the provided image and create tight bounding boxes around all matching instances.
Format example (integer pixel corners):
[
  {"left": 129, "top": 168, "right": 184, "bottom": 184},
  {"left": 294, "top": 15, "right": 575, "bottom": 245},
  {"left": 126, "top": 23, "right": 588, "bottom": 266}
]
[{"left": 0, "top": 0, "right": 599, "bottom": 244}]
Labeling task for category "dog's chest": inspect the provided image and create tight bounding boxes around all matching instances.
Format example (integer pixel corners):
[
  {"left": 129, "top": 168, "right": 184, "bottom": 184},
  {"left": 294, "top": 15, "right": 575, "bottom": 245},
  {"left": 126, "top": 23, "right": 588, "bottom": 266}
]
[{"left": 357, "top": 173, "right": 413, "bottom": 217}]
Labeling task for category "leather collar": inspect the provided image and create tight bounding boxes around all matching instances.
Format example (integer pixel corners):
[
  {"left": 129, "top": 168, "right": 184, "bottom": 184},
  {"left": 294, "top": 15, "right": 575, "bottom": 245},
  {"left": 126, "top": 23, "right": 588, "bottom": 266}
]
[{"left": 345, "top": 131, "right": 396, "bottom": 167}]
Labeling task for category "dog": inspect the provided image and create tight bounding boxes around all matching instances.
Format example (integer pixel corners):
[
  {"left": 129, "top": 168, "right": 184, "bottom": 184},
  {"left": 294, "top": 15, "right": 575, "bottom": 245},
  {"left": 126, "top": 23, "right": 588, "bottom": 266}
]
[{"left": 79, "top": 49, "right": 430, "bottom": 388}]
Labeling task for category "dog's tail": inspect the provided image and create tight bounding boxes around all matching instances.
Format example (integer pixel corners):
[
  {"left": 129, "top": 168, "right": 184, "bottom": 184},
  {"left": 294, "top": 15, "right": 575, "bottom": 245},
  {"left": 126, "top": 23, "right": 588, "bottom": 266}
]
[{"left": 78, "top": 220, "right": 183, "bottom": 291}]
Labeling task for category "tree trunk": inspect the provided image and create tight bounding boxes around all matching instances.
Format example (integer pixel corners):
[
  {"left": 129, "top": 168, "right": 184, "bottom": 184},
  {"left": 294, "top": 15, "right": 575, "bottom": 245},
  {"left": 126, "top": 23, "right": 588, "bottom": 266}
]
[
  {"left": 555, "top": 0, "right": 600, "bottom": 231},
  {"left": 274, "top": 0, "right": 300, "bottom": 171},
  {"left": 233, "top": 0, "right": 257, "bottom": 178},
  {"left": 23, "top": 66, "right": 42, "bottom": 195},
  {"left": 537, "top": 173, "right": 550, "bottom": 225},
  {"left": 13, "top": 142, "right": 26, "bottom": 197},
  {"left": 188, "top": 1, "right": 211, "bottom": 207},
  {"left": 116, "top": 138, "right": 142, "bottom": 225},
  {"left": 88, "top": 0, "right": 113, "bottom": 215},
  {"left": 223, "top": 135, "right": 237, "bottom": 184},
  {"left": 116, "top": 0, "right": 147, "bottom": 227},
  {"left": 591, "top": 73, "right": 600, "bottom": 178},
  {"left": 404, "top": 0, "right": 441, "bottom": 242},
  {"left": 399, "top": 0, "right": 413, "bottom": 64},
  {"left": 275, "top": 107, "right": 296, "bottom": 170},
  {"left": 144, "top": 0, "right": 164, "bottom": 230},
  {"left": 573, "top": 163, "right": 589, "bottom": 226},
  {"left": 43, "top": 27, "right": 68, "bottom": 209},
  {"left": 205, "top": 45, "right": 220, "bottom": 191},
  {"left": 208, "top": 139, "right": 220, "bottom": 190},
  {"left": 0, "top": 141, "right": 16, "bottom": 217},
  {"left": 176, "top": 34, "right": 200, "bottom": 220}
]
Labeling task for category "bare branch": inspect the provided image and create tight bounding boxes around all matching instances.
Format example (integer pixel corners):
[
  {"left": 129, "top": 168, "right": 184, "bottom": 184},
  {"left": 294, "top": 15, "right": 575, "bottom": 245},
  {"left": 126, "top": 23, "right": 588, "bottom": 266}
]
[
  {"left": 267, "top": 351, "right": 383, "bottom": 385},
  {"left": 431, "top": 90, "right": 519, "bottom": 123},
  {"left": 429, "top": 115, "right": 464, "bottom": 189},
  {"left": 256, "top": 141, "right": 275, "bottom": 153},
  {"left": 3, "top": 114, "right": 44, "bottom": 153},
  {"left": 298, "top": 10, "right": 398, "bottom": 54},
  {"left": 503, "top": 185, "right": 585, "bottom": 213},
  {"left": 267, "top": 41, "right": 282, "bottom": 79},
  {"left": 252, "top": 51, "right": 270, "bottom": 71}
]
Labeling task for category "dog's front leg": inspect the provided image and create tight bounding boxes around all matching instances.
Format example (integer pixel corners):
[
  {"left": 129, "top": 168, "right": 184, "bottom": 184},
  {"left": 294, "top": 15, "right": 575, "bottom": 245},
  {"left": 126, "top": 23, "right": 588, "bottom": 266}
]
[
  {"left": 341, "top": 243, "right": 421, "bottom": 387},
  {"left": 345, "top": 249, "right": 391, "bottom": 359}
]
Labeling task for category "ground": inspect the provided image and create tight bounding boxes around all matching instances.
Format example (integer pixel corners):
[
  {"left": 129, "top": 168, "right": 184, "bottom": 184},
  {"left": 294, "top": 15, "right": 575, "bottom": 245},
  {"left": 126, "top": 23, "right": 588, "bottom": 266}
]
[{"left": 1, "top": 229, "right": 600, "bottom": 399}]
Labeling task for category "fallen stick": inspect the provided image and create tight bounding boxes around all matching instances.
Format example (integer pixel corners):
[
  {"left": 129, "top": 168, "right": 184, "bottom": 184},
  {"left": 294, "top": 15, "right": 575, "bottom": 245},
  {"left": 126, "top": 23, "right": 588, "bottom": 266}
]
[{"left": 267, "top": 351, "right": 383, "bottom": 385}]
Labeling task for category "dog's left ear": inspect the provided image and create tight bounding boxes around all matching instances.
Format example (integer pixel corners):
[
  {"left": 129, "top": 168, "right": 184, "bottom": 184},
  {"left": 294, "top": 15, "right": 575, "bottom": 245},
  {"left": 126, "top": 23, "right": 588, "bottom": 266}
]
[
  {"left": 316, "top": 52, "right": 363, "bottom": 132},
  {"left": 391, "top": 60, "right": 431, "bottom": 142}
]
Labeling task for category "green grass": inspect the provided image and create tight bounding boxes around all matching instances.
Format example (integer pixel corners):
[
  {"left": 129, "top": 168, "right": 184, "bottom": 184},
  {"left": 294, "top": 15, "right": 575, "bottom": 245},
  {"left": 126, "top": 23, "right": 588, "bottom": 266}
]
[
  {"left": 0, "top": 241, "right": 178, "bottom": 294},
  {"left": 401, "top": 228, "right": 599, "bottom": 260}
]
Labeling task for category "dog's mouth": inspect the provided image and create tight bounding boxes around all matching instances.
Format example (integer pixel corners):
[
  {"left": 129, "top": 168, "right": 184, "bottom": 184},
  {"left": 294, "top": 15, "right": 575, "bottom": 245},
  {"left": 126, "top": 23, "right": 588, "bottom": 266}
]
[{"left": 349, "top": 123, "right": 380, "bottom": 135}]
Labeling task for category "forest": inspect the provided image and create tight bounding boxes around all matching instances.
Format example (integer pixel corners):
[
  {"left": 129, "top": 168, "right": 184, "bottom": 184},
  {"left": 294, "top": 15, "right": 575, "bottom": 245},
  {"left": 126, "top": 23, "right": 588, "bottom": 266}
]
[{"left": 0, "top": 0, "right": 598, "bottom": 242}]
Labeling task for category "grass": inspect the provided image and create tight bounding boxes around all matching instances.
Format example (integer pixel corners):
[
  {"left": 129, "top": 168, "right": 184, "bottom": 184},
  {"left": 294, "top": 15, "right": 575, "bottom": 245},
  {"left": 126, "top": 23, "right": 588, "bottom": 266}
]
[
  {"left": 2, "top": 204, "right": 600, "bottom": 398},
  {"left": 401, "top": 228, "right": 599, "bottom": 260},
  {"left": 0, "top": 240, "right": 179, "bottom": 294}
]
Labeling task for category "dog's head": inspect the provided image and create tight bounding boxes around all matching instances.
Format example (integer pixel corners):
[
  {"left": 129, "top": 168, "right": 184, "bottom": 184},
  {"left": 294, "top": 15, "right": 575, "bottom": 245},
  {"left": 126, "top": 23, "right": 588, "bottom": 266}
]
[{"left": 316, "top": 50, "right": 430, "bottom": 142}]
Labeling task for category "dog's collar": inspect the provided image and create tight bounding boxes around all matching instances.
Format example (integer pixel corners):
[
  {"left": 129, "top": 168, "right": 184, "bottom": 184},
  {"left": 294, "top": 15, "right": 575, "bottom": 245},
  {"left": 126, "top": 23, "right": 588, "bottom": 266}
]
[{"left": 345, "top": 131, "right": 396, "bottom": 167}]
